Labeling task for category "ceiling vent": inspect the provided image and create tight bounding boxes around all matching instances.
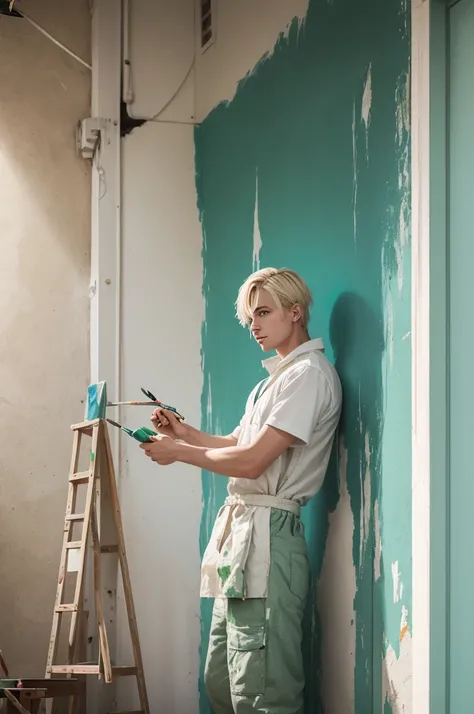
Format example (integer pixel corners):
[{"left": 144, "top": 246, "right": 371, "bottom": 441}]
[{"left": 200, "top": 0, "right": 215, "bottom": 52}]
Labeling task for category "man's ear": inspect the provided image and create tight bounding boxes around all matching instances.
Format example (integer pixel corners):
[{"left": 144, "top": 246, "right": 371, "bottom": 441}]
[{"left": 292, "top": 304, "right": 302, "bottom": 322}]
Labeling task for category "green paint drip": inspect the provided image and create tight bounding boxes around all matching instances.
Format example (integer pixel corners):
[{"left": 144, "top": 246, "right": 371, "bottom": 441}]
[
  {"left": 90, "top": 452, "right": 95, "bottom": 462},
  {"left": 195, "top": 0, "right": 411, "bottom": 712}
]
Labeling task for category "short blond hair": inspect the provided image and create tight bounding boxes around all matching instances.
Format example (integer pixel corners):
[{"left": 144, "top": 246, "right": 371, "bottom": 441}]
[{"left": 235, "top": 267, "right": 313, "bottom": 330}]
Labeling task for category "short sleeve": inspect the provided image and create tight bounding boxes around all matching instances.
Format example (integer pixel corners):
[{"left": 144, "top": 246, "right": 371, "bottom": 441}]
[
  {"left": 231, "top": 417, "right": 244, "bottom": 440},
  {"left": 231, "top": 382, "right": 260, "bottom": 440},
  {"left": 265, "top": 365, "right": 331, "bottom": 445}
]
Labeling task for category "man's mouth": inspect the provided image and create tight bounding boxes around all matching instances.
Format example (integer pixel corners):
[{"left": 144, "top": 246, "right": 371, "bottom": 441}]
[{"left": 256, "top": 336, "right": 266, "bottom": 343}]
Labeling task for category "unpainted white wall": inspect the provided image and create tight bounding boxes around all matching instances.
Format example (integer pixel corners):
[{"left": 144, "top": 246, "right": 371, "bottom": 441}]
[
  {"left": 117, "top": 1, "right": 202, "bottom": 711},
  {"left": 0, "top": 0, "right": 91, "bottom": 676}
]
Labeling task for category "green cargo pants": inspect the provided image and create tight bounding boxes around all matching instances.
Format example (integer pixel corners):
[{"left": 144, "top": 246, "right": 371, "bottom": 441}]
[{"left": 204, "top": 509, "right": 310, "bottom": 714}]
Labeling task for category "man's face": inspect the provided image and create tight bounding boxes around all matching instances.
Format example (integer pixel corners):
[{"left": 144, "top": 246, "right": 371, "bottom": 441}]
[{"left": 249, "top": 288, "right": 297, "bottom": 352}]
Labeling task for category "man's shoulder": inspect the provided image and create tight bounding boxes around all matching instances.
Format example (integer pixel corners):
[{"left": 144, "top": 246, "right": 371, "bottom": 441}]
[
  {"left": 287, "top": 350, "right": 340, "bottom": 386},
  {"left": 278, "top": 353, "right": 342, "bottom": 419}
]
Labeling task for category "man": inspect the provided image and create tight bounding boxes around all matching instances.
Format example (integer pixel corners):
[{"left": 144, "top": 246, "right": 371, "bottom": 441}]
[{"left": 141, "top": 267, "right": 342, "bottom": 714}]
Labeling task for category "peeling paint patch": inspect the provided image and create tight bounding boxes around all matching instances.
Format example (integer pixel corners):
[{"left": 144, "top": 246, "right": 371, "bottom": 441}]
[
  {"left": 359, "top": 431, "right": 372, "bottom": 562},
  {"left": 361, "top": 63, "right": 372, "bottom": 160},
  {"left": 394, "top": 71, "right": 411, "bottom": 293},
  {"left": 319, "top": 442, "right": 356, "bottom": 714},
  {"left": 399, "top": 605, "right": 409, "bottom": 642},
  {"left": 205, "top": 373, "right": 213, "bottom": 425},
  {"left": 374, "top": 499, "right": 382, "bottom": 581},
  {"left": 352, "top": 101, "right": 358, "bottom": 242},
  {"left": 382, "top": 632, "right": 412, "bottom": 714},
  {"left": 382, "top": 271, "right": 395, "bottom": 369},
  {"left": 392, "top": 561, "right": 402, "bottom": 603},
  {"left": 252, "top": 169, "right": 262, "bottom": 271}
]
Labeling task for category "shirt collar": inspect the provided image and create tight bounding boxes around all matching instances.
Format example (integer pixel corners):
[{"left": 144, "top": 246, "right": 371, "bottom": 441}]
[{"left": 261, "top": 337, "right": 325, "bottom": 375}]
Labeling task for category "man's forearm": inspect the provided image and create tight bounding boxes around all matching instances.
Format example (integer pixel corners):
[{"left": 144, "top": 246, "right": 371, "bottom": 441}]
[
  {"left": 181, "top": 424, "right": 238, "bottom": 449},
  {"left": 174, "top": 441, "right": 257, "bottom": 479}
]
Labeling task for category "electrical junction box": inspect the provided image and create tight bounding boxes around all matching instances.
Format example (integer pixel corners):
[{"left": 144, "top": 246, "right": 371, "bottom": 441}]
[{"left": 76, "top": 118, "right": 103, "bottom": 160}]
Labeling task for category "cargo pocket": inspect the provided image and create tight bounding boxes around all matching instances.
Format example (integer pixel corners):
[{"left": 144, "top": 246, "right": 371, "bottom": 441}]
[
  {"left": 289, "top": 552, "right": 310, "bottom": 602},
  {"left": 227, "top": 624, "right": 266, "bottom": 696}
]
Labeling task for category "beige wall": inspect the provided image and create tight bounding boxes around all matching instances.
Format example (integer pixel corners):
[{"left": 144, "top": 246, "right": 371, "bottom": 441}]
[{"left": 0, "top": 0, "right": 91, "bottom": 676}]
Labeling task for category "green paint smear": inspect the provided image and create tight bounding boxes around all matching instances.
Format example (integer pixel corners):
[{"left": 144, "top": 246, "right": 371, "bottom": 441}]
[
  {"left": 195, "top": 0, "right": 411, "bottom": 711},
  {"left": 217, "top": 565, "right": 231, "bottom": 583}
]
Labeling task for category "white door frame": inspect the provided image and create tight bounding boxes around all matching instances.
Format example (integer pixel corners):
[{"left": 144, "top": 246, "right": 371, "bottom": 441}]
[{"left": 412, "top": 0, "right": 449, "bottom": 713}]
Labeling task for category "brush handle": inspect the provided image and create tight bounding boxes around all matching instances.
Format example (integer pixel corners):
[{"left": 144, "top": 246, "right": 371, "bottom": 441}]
[
  {"left": 108, "top": 401, "right": 154, "bottom": 406},
  {"left": 108, "top": 400, "right": 185, "bottom": 420}
]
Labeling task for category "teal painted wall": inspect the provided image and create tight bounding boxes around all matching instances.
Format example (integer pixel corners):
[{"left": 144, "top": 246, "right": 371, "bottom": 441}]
[{"left": 195, "top": 0, "right": 411, "bottom": 711}]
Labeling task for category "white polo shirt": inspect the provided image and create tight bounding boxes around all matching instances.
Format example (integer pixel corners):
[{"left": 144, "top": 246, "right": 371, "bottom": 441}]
[{"left": 200, "top": 338, "right": 342, "bottom": 599}]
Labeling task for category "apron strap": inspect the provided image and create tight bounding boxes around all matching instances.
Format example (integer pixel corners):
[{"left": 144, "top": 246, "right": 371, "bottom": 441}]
[{"left": 253, "top": 377, "right": 269, "bottom": 406}]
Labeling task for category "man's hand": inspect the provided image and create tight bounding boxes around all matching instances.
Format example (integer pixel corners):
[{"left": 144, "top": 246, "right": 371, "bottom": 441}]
[
  {"left": 151, "top": 408, "right": 239, "bottom": 449},
  {"left": 140, "top": 434, "right": 179, "bottom": 465},
  {"left": 140, "top": 423, "right": 296, "bottom": 478},
  {"left": 151, "top": 408, "right": 188, "bottom": 441}
]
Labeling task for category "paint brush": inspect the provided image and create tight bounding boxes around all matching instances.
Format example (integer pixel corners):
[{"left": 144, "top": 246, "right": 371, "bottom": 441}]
[
  {"left": 107, "top": 387, "right": 185, "bottom": 421},
  {"left": 107, "top": 399, "right": 185, "bottom": 421},
  {"left": 107, "top": 400, "right": 159, "bottom": 407},
  {"left": 106, "top": 418, "right": 157, "bottom": 443}
]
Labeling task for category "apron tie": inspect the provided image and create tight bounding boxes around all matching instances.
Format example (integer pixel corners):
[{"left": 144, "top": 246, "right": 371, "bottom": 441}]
[{"left": 224, "top": 493, "right": 300, "bottom": 518}]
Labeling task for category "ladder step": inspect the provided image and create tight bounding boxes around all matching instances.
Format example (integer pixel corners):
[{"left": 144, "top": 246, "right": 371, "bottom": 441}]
[
  {"left": 65, "top": 541, "right": 82, "bottom": 550},
  {"left": 108, "top": 711, "right": 144, "bottom": 714},
  {"left": 71, "top": 419, "right": 100, "bottom": 433},
  {"left": 112, "top": 666, "right": 137, "bottom": 677},
  {"left": 49, "top": 664, "right": 100, "bottom": 675},
  {"left": 70, "top": 471, "right": 90, "bottom": 484},
  {"left": 55, "top": 604, "right": 78, "bottom": 612},
  {"left": 101, "top": 544, "right": 118, "bottom": 554},
  {"left": 65, "top": 513, "right": 85, "bottom": 522},
  {"left": 47, "top": 664, "right": 136, "bottom": 676}
]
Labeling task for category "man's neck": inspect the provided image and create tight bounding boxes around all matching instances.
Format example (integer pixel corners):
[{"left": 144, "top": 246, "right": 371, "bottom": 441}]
[{"left": 276, "top": 332, "right": 311, "bottom": 360}]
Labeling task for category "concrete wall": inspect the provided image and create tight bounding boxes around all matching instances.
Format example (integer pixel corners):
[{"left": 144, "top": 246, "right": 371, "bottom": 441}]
[
  {"left": 0, "top": 0, "right": 91, "bottom": 677},
  {"left": 195, "top": 1, "right": 412, "bottom": 713}
]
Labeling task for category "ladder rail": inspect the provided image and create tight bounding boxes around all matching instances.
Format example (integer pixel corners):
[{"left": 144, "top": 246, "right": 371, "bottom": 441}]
[
  {"left": 90, "top": 494, "right": 113, "bottom": 683},
  {"left": 45, "top": 419, "right": 150, "bottom": 714},
  {"left": 46, "top": 429, "right": 82, "bottom": 676},
  {"left": 103, "top": 424, "right": 150, "bottom": 714},
  {"left": 67, "top": 425, "right": 100, "bottom": 660}
]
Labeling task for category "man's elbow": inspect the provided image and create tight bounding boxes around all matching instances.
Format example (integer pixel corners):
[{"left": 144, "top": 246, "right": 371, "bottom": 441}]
[
  {"left": 243, "top": 467, "right": 263, "bottom": 480},
  {"left": 239, "top": 450, "right": 266, "bottom": 480}
]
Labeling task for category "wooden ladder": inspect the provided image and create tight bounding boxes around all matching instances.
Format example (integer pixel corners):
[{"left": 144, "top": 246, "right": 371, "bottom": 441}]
[{"left": 45, "top": 418, "right": 149, "bottom": 714}]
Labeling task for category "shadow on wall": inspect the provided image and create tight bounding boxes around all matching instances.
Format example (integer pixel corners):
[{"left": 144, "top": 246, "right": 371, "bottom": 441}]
[{"left": 302, "top": 292, "right": 385, "bottom": 713}]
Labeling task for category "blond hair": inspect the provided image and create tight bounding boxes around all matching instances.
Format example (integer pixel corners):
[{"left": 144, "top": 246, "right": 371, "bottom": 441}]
[{"left": 235, "top": 267, "right": 313, "bottom": 330}]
